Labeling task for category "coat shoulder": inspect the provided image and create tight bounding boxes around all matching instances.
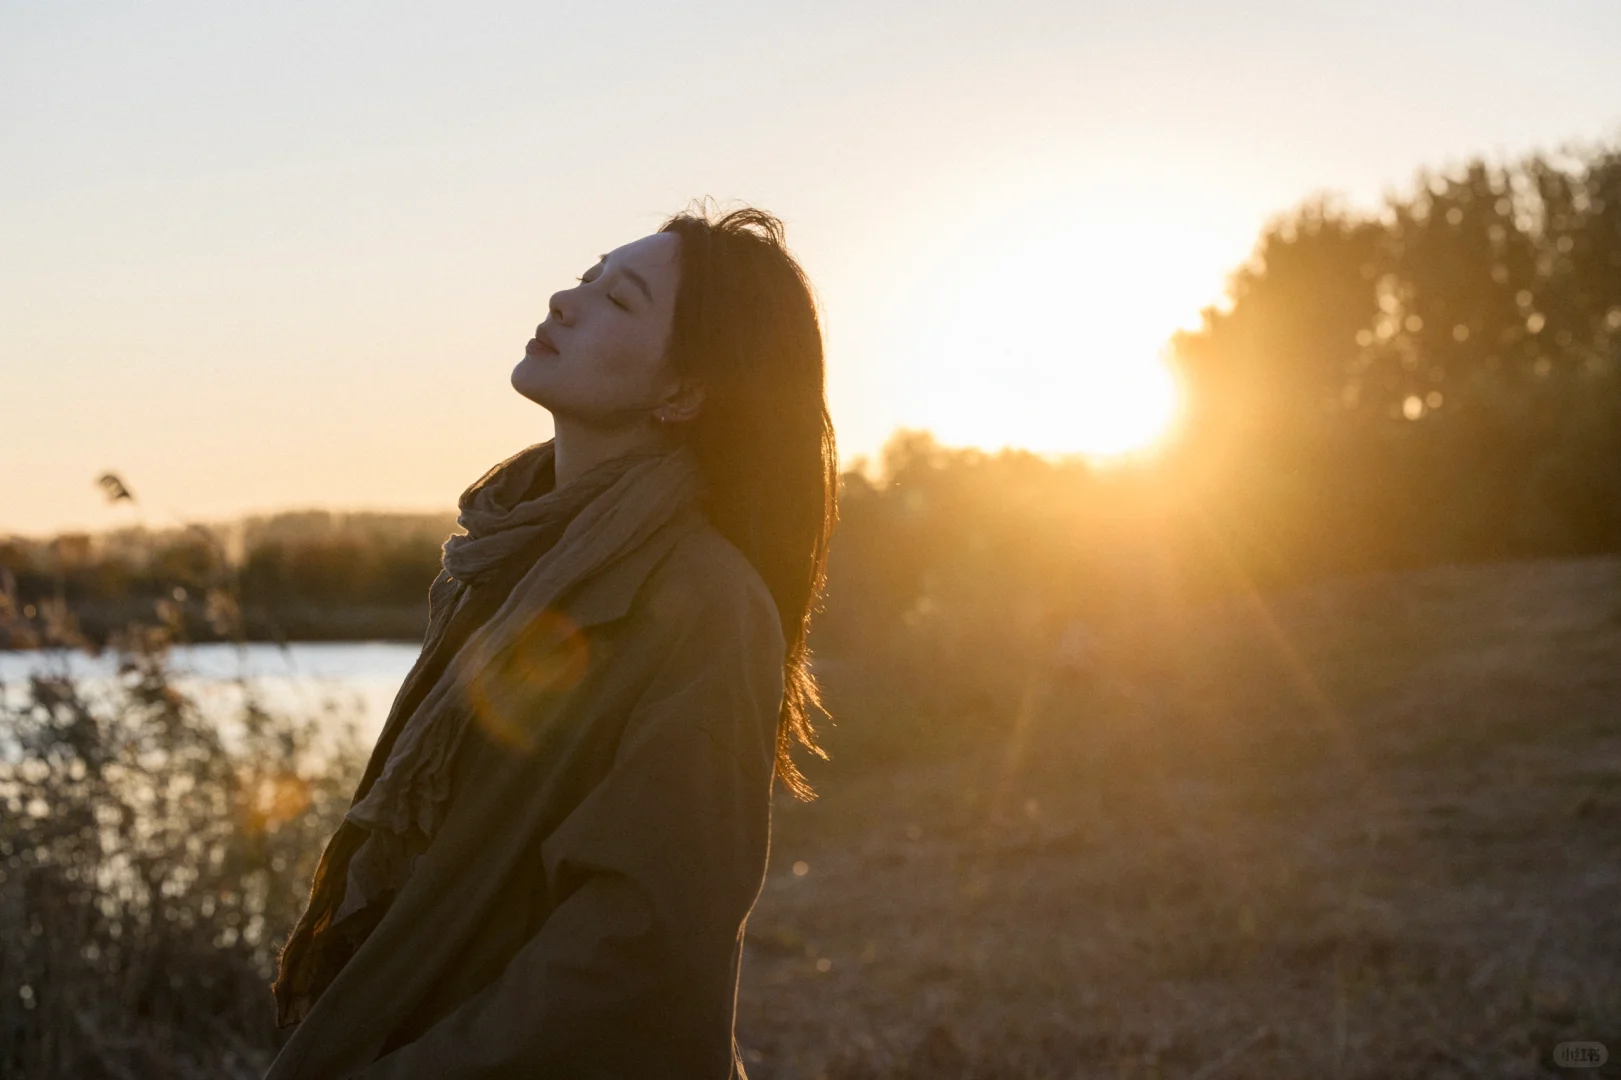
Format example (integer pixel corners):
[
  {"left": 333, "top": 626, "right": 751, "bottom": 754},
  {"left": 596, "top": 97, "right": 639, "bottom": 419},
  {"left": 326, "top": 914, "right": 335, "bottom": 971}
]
[{"left": 638, "top": 522, "right": 785, "bottom": 658}]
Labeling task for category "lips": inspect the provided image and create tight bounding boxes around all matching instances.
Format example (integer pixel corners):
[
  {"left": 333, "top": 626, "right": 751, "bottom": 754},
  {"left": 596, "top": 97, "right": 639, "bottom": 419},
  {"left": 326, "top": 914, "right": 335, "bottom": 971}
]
[{"left": 526, "top": 324, "right": 559, "bottom": 357}]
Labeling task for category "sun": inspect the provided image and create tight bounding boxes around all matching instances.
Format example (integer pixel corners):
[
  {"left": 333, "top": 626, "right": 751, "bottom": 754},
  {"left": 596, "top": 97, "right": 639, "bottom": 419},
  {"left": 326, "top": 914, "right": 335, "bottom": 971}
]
[{"left": 885, "top": 212, "right": 1214, "bottom": 464}]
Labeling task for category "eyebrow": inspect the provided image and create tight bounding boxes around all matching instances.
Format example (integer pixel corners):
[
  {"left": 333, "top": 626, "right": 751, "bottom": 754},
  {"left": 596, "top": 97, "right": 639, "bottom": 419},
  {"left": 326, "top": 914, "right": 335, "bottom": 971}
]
[{"left": 597, "top": 252, "right": 655, "bottom": 306}]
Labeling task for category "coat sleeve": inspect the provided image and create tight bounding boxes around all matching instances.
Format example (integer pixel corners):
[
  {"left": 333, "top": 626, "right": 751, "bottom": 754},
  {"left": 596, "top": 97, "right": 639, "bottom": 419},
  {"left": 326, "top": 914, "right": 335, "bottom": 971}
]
[{"left": 349, "top": 559, "right": 788, "bottom": 1080}]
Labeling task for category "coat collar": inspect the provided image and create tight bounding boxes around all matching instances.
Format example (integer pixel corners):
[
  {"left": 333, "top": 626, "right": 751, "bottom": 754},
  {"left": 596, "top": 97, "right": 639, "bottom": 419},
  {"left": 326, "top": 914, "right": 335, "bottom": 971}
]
[{"left": 553, "top": 501, "right": 710, "bottom": 631}]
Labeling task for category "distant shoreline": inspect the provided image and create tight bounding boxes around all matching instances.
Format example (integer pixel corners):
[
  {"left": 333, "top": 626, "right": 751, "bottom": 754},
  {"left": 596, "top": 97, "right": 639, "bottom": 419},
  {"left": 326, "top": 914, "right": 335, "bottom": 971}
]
[
  {"left": 2, "top": 599, "right": 431, "bottom": 652},
  {"left": 0, "top": 635, "right": 427, "bottom": 654}
]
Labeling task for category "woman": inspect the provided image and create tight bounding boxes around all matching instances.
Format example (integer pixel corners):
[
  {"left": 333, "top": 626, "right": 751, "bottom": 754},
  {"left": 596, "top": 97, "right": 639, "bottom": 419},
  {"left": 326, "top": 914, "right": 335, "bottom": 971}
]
[{"left": 265, "top": 204, "right": 838, "bottom": 1079}]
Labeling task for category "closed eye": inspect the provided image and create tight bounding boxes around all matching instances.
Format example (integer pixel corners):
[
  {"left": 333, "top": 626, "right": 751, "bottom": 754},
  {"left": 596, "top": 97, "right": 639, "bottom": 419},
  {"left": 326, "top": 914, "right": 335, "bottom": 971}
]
[{"left": 575, "top": 272, "right": 631, "bottom": 312}]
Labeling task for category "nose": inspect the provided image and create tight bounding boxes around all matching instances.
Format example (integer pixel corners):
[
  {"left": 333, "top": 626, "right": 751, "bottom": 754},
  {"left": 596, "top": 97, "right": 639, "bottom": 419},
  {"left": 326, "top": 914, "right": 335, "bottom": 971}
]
[{"left": 547, "top": 286, "right": 575, "bottom": 325}]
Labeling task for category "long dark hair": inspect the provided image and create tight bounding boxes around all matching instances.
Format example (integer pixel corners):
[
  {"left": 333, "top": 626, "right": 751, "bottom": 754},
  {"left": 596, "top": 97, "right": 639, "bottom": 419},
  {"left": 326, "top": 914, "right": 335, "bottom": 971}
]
[{"left": 656, "top": 201, "right": 837, "bottom": 801}]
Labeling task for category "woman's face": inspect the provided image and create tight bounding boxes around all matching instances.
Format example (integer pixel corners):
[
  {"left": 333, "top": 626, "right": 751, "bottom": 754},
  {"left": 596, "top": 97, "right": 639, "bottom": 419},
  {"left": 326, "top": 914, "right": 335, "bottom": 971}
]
[{"left": 512, "top": 231, "right": 687, "bottom": 425}]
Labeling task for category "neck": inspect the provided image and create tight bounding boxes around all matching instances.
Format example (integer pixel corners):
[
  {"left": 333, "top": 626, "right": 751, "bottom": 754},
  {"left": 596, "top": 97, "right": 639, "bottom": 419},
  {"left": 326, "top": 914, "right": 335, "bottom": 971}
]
[{"left": 550, "top": 414, "right": 674, "bottom": 489}]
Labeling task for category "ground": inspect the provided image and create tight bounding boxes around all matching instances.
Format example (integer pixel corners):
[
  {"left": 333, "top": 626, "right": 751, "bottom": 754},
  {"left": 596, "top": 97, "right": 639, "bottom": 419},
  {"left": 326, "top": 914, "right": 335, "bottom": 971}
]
[{"left": 736, "top": 556, "right": 1621, "bottom": 1079}]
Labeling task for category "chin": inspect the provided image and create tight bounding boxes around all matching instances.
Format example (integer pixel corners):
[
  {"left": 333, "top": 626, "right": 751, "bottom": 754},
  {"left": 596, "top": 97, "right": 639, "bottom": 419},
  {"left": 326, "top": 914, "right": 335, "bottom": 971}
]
[{"left": 510, "top": 357, "right": 554, "bottom": 407}]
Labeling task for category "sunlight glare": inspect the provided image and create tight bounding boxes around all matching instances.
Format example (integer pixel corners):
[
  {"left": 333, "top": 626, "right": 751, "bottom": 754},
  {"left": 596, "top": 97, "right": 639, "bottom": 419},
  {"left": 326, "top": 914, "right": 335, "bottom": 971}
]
[{"left": 894, "top": 212, "right": 1215, "bottom": 463}]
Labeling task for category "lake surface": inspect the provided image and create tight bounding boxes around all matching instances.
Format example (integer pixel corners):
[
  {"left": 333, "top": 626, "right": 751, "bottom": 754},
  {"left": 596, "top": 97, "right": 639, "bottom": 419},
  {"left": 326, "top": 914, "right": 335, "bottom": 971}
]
[{"left": 0, "top": 641, "right": 422, "bottom": 744}]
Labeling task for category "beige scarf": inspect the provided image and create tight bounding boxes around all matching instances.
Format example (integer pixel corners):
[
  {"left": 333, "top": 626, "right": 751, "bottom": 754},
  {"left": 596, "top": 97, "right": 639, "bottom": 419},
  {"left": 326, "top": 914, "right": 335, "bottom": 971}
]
[{"left": 274, "top": 436, "right": 706, "bottom": 1025}]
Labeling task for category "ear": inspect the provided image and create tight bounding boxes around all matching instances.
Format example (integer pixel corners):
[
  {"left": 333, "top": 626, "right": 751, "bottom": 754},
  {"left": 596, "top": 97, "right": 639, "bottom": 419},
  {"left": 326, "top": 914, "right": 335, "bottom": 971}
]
[{"left": 659, "top": 377, "right": 706, "bottom": 424}]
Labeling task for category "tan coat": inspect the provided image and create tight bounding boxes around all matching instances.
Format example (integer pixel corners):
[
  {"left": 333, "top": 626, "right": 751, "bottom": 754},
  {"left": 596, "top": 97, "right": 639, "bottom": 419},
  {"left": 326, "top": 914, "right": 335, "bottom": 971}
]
[{"left": 264, "top": 501, "right": 787, "bottom": 1079}]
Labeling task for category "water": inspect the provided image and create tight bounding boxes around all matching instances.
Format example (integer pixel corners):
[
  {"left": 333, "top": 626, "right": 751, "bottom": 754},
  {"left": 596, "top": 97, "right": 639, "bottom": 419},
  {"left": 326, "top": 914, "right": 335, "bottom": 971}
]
[{"left": 0, "top": 641, "right": 422, "bottom": 745}]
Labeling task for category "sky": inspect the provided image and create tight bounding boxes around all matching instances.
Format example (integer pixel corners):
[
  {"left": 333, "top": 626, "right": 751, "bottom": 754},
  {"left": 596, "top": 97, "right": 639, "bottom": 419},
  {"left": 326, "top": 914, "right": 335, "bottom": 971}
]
[{"left": 3, "top": 0, "right": 1617, "bottom": 537}]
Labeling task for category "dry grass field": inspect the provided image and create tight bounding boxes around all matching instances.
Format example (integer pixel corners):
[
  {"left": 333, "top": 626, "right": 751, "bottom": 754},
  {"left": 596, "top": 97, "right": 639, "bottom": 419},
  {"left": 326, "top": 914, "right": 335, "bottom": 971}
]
[{"left": 737, "top": 557, "right": 1621, "bottom": 1079}]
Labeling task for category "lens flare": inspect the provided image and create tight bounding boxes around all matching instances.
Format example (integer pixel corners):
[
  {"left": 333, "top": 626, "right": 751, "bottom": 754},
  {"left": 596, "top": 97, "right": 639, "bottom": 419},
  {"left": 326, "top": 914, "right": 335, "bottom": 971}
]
[{"left": 466, "top": 608, "right": 591, "bottom": 751}]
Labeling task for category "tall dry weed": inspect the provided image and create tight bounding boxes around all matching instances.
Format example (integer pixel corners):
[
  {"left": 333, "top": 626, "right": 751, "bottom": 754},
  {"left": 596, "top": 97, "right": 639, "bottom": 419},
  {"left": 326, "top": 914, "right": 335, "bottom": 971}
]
[{"left": 0, "top": 574, "right": 365, "bottom": 1078}]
